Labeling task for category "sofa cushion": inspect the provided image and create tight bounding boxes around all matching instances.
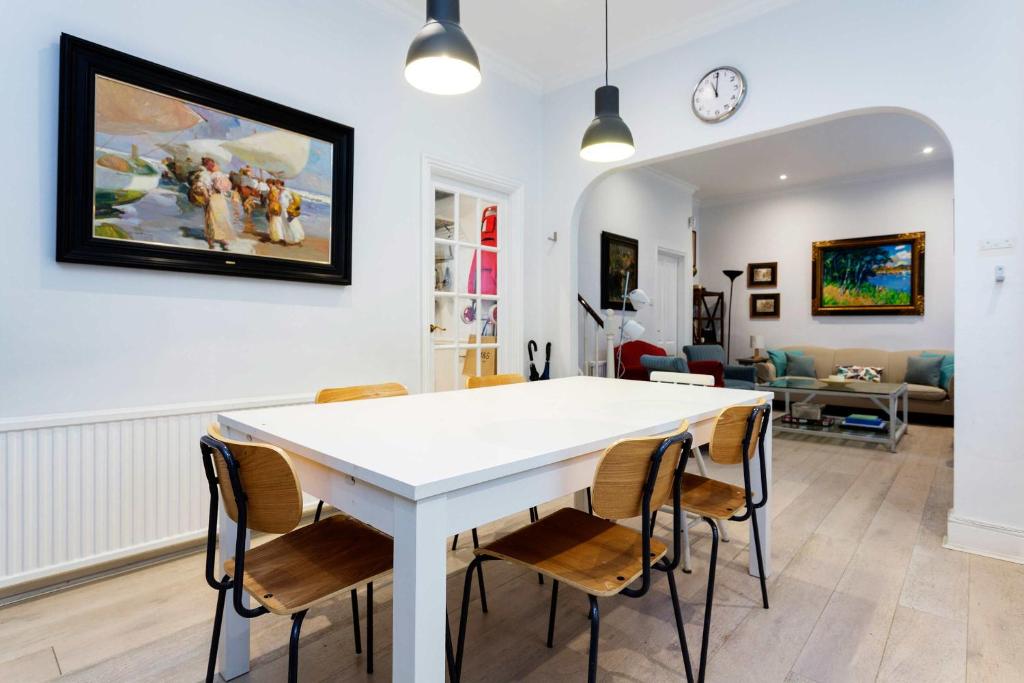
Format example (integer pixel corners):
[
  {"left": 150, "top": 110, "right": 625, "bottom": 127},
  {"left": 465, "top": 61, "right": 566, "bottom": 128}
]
[
  {"left": 787, "top": 354, "right": 816, "bottom": 378},
  {"left": 905, "top": 355, "right": 943, "bottom": 387},
  {"left": 684, "top": 345, "right": 726, "bottom": 364},
  {"left": 906, "top": 383, "right": 948, "bottom": 401},
  {"left": 724, "top": 379, "right": 756, "bottom": 391},
  {"left": 640, "top": 354, "right": 687, "bottom": 375}
]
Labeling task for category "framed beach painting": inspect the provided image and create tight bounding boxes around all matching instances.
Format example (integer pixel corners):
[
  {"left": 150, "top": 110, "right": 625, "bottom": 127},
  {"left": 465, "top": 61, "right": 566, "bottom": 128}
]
[
  {"left": 600, "top": 231, "right": 639, "bottom": 310},
  {"left": 57, "top": 34, "right": 354, "bottom": 285},
  {"left": 812, "top": 232, "right": 925, "bottom": 316}
]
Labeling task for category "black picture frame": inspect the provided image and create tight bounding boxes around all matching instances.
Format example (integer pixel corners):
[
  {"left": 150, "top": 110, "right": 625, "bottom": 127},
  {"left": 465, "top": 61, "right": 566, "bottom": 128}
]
[
  {"left": 750, "top": 292, "right": 780, "bottom": 319},
  {"left": 600, "top": 231, "right": 639, "bottom": 310},
  {"left": 747, "top": 261, "right": 778, "bottom": 288},
  {"left": 57, "top": 34, "right": 354, "bottom": 285}
]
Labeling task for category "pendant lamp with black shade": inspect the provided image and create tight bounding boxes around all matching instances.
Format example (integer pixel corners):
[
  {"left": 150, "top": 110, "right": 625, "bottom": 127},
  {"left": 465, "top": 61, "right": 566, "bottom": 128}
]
[
  {"left": 580, "top": 0, "right": 635, "bottom": 163},
  {"left": 723, "top": 269, "right": 743, "bottom": 363},
  {"left": 405, "top": 0, "right": 481, "bottom": 95}
]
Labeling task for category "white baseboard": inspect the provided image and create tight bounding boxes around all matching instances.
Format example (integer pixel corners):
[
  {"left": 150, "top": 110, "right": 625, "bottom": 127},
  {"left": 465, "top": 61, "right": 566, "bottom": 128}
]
[{"left": 944, "top": 511, "right": 1024, "bottom": 565}]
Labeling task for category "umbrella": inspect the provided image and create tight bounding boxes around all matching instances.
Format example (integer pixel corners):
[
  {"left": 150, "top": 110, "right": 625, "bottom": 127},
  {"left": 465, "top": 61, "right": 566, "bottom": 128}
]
[{"left": 221, "top": 130, "right": 311, "bottom": 178}]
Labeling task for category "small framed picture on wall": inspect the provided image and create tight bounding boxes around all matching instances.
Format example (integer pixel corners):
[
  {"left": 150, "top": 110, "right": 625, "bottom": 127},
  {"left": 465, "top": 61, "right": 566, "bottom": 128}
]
[
  {"left": 747, "top": 262, "right": 778, "bottom": 287},
  {"left": 750, "top": 292, "right": 780, "bottom": 319}
]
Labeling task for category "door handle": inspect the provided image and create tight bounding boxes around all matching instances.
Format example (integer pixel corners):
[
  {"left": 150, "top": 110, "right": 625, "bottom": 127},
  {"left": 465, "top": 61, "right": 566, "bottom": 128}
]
[{"left": 430, "top": 323, "right": 447, "bottom": 332}]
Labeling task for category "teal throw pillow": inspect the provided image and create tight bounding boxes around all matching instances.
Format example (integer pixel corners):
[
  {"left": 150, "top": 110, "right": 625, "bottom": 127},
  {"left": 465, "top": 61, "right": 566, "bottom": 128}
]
[
  {"left": 906, "top": 355, "right": 943, "bottom": 387},
  {"left": 786, "top": 353, "right": 816, "bottom": 378},
  {"left": 768, "top": 348, "right": 802, "bottom": 376},
  {"left": 920, "top": 352, "right": 954, "bottom": 389}
]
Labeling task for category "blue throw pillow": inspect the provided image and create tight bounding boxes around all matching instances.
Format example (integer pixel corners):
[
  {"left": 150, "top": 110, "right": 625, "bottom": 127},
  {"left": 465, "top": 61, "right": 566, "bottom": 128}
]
[
  {"left": 906, "top": 355, "right": 943, "bottom": 387},
  {"left": 786, "top": 353, "right": 816, "bottom": 378},
  {"left": 921, "top": 352, "right": 954, "bottom": 390},
  {"left": 768, "top": 348, "right": 802, "bottom": 377}
]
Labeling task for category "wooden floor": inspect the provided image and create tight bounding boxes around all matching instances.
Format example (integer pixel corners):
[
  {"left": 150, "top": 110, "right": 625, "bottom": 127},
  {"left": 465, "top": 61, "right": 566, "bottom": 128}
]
[{"left": 2, "top": 425, "right": 1023, "bottom": 682}]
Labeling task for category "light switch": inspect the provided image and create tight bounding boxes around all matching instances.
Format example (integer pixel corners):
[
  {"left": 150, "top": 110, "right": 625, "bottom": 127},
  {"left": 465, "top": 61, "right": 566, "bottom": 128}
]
[{"left": 980, "top": 238, "right": 1014, "bottom": 251}]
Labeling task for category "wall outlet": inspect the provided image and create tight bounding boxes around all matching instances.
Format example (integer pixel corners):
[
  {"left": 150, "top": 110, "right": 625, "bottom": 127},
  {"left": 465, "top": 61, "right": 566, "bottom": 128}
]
[{"left": 979, "top": 238, "right": 1014, "bottom": 251}]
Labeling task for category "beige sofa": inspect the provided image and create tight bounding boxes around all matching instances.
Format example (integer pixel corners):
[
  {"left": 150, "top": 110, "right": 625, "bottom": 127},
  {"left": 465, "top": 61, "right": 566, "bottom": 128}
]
[{"left": 756, "top": 346, "right": 954, "bottom": 417}]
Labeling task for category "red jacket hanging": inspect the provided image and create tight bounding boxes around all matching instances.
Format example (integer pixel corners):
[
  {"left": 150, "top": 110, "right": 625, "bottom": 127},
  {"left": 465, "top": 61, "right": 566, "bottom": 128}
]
[{"left": 468, "top": 205, "right": 497, "bottom": 295}]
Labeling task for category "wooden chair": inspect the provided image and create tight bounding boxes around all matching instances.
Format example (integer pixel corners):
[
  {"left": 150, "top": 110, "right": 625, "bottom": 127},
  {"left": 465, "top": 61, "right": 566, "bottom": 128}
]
[
  {"left": 675, "top": 402, "right": 771, "bottom": 683},
  {"left": 452, "top": 424, "right": 696, "bottom": 683},
  {"left": 200, "top": 426, "right": 393, "bottom": 682},
  {"left": 312, "top": 382, "right": 417, "bottom": 647},
  {"left": 649, "top": 370, "right": 733, "bottom": 562},
  {"left": 465, "top": 372, "right": 527, "bottom": 389}
]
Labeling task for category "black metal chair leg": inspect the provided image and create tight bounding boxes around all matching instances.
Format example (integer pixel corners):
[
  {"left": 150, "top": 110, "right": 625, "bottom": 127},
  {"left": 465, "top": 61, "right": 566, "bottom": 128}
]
[
  {"left": 529, "top": 508, "right": 544, "bottom": 584},
  {"left": 750, "top": 511, "right": 770, "bottom": 609},
  {"left": 698, "top": 518, "right": 719, "bottom": 683},
  {"left": 471, "top": 527, "right": 480, "bottom": 548},
  {"left": 446, "top": 616, "right": 456, "bottom": 681},
  {"left": 587, "top": 595, "right": 600, "bottom": 683},
  {"left": 476, "top": 557, "right": 489, "bottom": 614},
  {"left": 206, "top": 581, "right": 228, "bottom": 683},
  {"left": 314, "top": 500, "right": 324, "bottom": 522},
  {"left": 546, "top": 579, "right": 560, "bottom": 648},
  {"left": 288, "top": 609, "right": 308, "bottom": 683},
  {"left": 455, "top": 556, "right": 485, "bottom": 683},
  {"left": 667, "top": 567, "right": 695, "bottom": 683},
  {"left": 350, "top": 589, "right": 362, "bottom": 654},
  {"left": 366, "top": 582, "right": 374, "bottom": 674},
  {"left": 586, "top": 487, "right": 593, "bottom": 515},
  {"left": 451, "top": 533, "right": 460, "bottom": 551}
]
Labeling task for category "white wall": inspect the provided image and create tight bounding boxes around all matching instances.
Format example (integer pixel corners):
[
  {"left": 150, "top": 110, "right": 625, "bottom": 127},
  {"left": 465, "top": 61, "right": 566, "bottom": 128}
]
[
  {"left": 539, "top": 0, "right": 1024, "bottom": 562},
  {"left": 577, "top": 169, "right": 693, "bottom": 367},
  {"left": 697, "top": 163, "right": 954, "bottom": 357},
  {"left": 0, "top": 0, "right": 543, "bottom": 419}
]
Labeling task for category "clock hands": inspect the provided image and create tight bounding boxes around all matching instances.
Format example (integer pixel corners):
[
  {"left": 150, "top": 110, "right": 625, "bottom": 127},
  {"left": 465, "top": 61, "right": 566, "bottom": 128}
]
[{"left": 711, "top": 72, "right": 719, "bottom": 98}]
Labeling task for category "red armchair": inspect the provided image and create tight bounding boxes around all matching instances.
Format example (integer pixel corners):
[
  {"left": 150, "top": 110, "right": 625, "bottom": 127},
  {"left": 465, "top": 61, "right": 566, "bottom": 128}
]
[{"left": 613, "top": 340, "right": 666, "bottom": 381}]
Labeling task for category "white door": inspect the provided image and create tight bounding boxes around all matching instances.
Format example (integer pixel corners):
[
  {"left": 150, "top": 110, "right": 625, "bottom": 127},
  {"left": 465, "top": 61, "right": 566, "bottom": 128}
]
[
  {"left": 656, "top": 251, "right": 683, "bottom": 356},
  {"left": 427, "top": 182, "right": 505, "bottom": 391}
]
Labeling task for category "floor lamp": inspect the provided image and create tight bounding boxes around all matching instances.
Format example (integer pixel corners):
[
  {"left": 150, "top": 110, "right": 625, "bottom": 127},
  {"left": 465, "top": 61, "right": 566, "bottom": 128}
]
[{"left": 722, "top": 269, "right": 743, "bottom": 362}]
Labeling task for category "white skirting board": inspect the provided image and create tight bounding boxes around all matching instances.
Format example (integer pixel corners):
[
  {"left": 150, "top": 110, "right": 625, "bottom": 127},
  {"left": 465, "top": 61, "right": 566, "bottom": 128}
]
[
  {"left": 945, "top": 510, "right": 1024, "bottom": 565},
  {"left": 0, "top": 394, "right": 312, "bottom": 593}
]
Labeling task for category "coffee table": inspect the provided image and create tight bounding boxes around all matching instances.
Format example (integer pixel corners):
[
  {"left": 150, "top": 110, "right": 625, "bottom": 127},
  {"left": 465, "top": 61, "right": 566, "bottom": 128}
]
[{"left": 758, "top": 377, "right": 909, "bottom": 452}]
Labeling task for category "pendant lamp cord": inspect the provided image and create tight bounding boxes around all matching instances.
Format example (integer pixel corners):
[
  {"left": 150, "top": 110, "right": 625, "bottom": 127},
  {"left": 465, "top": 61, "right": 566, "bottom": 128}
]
[{"left": 604, "top": 0, "right": 609, "bottom": 86}]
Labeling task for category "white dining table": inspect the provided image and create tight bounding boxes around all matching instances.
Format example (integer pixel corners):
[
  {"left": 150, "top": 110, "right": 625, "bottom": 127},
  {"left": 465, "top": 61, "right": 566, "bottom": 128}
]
[{"left": 216, "top": 376, "right": 773, "bottom": 682}]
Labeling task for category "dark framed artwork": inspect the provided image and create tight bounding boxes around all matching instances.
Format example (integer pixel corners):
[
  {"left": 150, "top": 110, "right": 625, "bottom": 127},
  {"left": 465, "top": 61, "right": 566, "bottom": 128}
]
[
  {"left": 811, "top": 232, "right": 925, "bottom": 316},
  {"left": 600, "top": 231, "right": 639, "bottom": 310},
  {"left": 689, "top": 216, "right": 697, "bottom": 277},
  {"left": 750, "top": 292, "right": 780, "bottom": 319},
  {"left": 747, "top": 261, "right": 777, "bottom": 288},
  {"left": 57, "top": 34, "right": 354, "bottom": 285}
]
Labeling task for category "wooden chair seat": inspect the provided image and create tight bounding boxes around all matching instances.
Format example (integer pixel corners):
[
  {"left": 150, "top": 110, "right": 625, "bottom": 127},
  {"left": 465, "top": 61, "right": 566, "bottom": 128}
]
[
  {"left": 474, "top": 507, "right": 667, "bottom": 597},
  {"left": 226, "top": 515, "right": 393, "bottom": 615},
  {"left": 680, "top": 472, "right": 747, "bottom": 520}
]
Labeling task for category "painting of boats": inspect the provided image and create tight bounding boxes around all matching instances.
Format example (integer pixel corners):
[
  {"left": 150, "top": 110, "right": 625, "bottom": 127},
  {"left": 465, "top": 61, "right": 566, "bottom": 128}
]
[{"left": 58, "top": 34, "right": 353, "bottom": 285}]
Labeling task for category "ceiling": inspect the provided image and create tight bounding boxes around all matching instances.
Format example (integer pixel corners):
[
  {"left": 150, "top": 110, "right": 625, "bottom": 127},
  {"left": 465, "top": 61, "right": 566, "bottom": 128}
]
[
  {"left": 386, "top": 0, "right": 800, "bottom": 91},
  {"left": 644, "top": 112, "right": 952, "bottom": 203}
]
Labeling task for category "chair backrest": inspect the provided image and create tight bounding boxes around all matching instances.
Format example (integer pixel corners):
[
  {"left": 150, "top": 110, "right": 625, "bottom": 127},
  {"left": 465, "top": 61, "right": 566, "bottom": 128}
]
[
  {"left": 708, "top": 403, "right": 767, "bottom": 465},
  {"left": 684, "top": 344, "right": 726, "bottom": 364},
  {"left": 591, "top": 422, "right": 689, "bottom": 520},
  {"left": 650, "top": 370, "right": 715, "bottom": 387},
  {"left": 204, "top": 424, "right": 304, "bottom": 534},
  {"left": 466, "top": 373, "right": 526, "bottom": 389},
  {"left": 315, "top": 382, "right": 408, "bottom": 404}
]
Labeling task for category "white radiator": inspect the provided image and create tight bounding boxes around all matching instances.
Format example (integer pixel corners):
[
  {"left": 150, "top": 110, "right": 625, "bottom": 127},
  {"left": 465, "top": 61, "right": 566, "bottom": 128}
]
[{"left": 0, "top": 394, "right": 310, "bottom": 592}]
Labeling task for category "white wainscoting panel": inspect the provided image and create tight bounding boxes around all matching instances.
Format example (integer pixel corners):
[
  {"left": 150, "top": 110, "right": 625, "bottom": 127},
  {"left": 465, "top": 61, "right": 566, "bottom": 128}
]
[{"left": 0, "top": 394, "right": 310, "bottom": 592}]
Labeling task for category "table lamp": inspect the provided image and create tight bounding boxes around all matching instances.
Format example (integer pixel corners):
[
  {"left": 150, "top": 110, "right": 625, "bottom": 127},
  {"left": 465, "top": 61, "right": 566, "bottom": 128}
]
[{"left": 750, "top": 335, "right": 765, "bottom": 358}]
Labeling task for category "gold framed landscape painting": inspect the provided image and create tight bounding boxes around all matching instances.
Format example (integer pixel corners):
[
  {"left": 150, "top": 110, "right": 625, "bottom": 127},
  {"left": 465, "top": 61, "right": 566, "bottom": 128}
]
[
  {"left": 57, "top": 34, "right": 354, "bottom": 284},
  {"left": 811, "top": 232, "right": 925, "bottom": 316}
]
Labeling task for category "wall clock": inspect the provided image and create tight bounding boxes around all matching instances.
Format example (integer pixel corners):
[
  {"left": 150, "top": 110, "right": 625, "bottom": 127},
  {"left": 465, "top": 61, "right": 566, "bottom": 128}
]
[{"left": 692, "top": 66, "right": 746, "bottom": 123}]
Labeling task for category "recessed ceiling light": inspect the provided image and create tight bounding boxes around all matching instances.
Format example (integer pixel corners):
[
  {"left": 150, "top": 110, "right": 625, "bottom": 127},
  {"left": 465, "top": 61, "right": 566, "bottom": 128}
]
[
  {"left": 779, "top": 174, "right": 788, "bottom": 180},
  {"left": 922, "top": 146, "right": 934, "bottom": 155}
]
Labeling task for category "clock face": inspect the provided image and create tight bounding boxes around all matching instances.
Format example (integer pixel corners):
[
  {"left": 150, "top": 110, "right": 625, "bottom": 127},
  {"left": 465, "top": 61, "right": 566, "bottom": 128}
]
[{"left": 692, "top": 67, "right": 746, "bottom": 123}]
